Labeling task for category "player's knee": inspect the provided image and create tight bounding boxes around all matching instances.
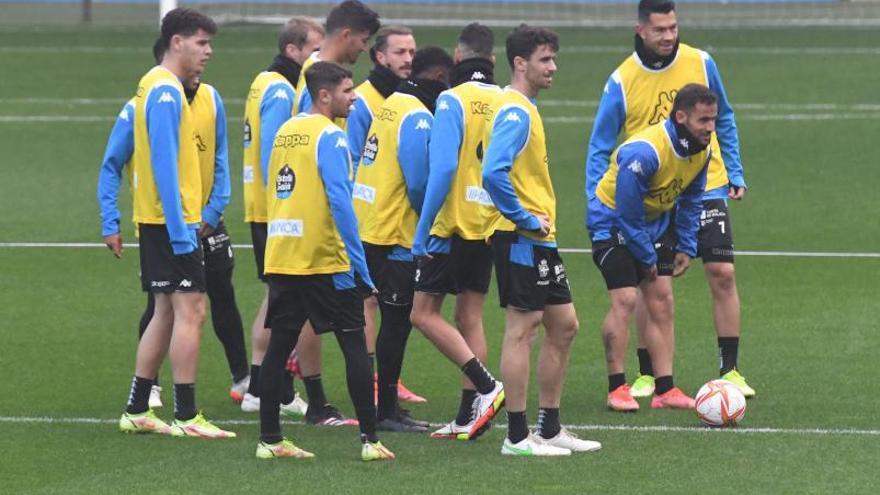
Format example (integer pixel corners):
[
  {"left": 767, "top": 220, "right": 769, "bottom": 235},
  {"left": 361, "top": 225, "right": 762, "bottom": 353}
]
[
  {"left": 551, "top": 316, "right": 579, "bottom": 346},
  {"left": 454, "top": 307, "right": 481, "bottom": 334},
  {"left": 609, "top": 288, "right": 638, "bottom": 316},
  {"left": 706, "top": 263, "right": 736, "bottom": 292}
]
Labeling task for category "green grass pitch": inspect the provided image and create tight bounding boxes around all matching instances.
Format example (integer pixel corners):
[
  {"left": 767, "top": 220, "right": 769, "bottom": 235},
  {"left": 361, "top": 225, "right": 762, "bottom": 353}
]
[{"left": 0, "top": 24, "right": 878, "bottom": 494}]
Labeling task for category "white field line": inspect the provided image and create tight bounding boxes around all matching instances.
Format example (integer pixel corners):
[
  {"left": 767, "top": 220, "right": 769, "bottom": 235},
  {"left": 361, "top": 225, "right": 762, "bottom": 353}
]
[
  {"left": 6, "top": 97, "right": 880, "bottom": 115},
  {"left": 3, "top": 45, "right": 880, "bottom": 56},
  {"left": 3, "top": 113, "right": 879, "bottom": 125},
  {"left": 1, "top": 242, "right": 878, "bottom": 258},
  {"left": 1, "top": 415, "right": 878, "bottom": 436}
]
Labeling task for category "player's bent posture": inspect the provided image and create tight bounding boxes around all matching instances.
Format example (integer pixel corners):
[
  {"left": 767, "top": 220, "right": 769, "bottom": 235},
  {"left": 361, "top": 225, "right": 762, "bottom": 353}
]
[
  {"left": 588, "top": 84, "right": 716, "bottom": 412},
  {"left": 288, "top": 1, "right": 381, "bottom": 425},
  {"left": 257, "top": 62, "right": 394, "bottom": 462},
  {"left": 99, "top": 40, "right": 248, "bottom": 411},
  {"left": 409, "top": 23, "right": 506, "bottom": 441},
  {"left": 585, "top": 0, "right": 753, "bottom": 400},
  {"left": 116, "top": 8, "right": 233, "bottom": 438},
  {"left": 347, "top": 26, "right": 426, "bottom": 404},
  {"left": 353, "top": 47, "right": 453, "bottom": 432},
  {"left": 240, "top": 15, "right": 322, "bottom": 419},
  {"left": 483, "top": 25, "right": 600, "bottom": 456}
]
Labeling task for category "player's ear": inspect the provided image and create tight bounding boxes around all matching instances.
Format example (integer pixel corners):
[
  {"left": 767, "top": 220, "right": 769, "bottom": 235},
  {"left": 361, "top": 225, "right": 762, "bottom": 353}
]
[{"left": 674, "top": 108, "right": 687, "bottom": 125}]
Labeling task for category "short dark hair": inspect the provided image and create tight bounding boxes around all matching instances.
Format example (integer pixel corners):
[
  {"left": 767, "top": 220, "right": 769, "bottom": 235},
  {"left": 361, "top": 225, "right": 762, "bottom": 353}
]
[
  {"left": 369, "top": 26, "right": 413, "bottom": 63},
  {"left": 305, "top": 61, "right": 353, "bottom": 101},
  {"left": 671, "top": 83, "right": 717, "bottom": 115},
  {"left": 325, "top": 1, "right": 380, "bottom": 36},
  {"left": 278, "top": 16, "right": 324, "bottom": 54},
  {"left": 411, "top": 46, "right": 454, "bottom": 78},
  {"left": 160, "top": 8, "right": 217, "bottom": 47},
  {"left": 458, "top": 23, "right": 494, "bottom": 60},
  {"left": 152, "top": 37, "right": 166, "bottom": 64},
  {"left": 638, "top": 0, "right": 676, "bottom": 23},
  {"left": 505, "top": 24, "right": 559, "bottom": 69}
]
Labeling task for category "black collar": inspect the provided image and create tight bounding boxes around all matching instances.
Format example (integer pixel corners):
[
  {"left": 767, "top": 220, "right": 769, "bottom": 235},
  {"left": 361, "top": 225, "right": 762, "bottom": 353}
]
[
  {"left": 396, "top": 78, "right": 449, "bottom": 114},
  {"left": 267, "top": 54, "right": 302, "bottom": 86},
  {"left": 367, "top": 64, "right": 402, "bottom": 98},
  {"left": 450, "top": 57, "right": 495, "bottom": 87},
  {"left": 634, "top": 34, "right": 680, "bottom": 71},
  {"left": 184, "top": 82, "right": 199, "bottom": 104}
]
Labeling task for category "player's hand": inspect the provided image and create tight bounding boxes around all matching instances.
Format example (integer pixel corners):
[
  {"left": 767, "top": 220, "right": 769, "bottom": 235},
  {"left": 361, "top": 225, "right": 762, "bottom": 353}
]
[
  {"left": 728, "top": 185, "right": 746, "bottom": 201},
  {"left": 198, "top": 223, "right": 215, "bottom": 238},
  {"left": 104, "top": 233, "right": 123, "bottom": 258},
  {"left": 535, "top": 214, "right": 552, "bottom": 237},
  {"left": 412, "top": 243, "right": 432, "bottom": 260},
  {"left": 672, "top": 252, "right": 691, "bottom": 277}
]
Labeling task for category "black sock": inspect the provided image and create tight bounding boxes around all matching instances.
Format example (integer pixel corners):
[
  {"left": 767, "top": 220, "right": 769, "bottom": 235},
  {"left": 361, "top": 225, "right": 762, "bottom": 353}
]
[
  {"left": 461, "top": 357, "right": 495, "bottom": 394},
  {"left": 507, "top": 411, "right": 529, "bottom": 443},
  {"left": 455, "top": 389, "right": 478, "bottom": 426},
  {"left": 259, "top": 325, "right": 301, "bottom": 444},
  {"left": 125, "top": 376, "right": 153, "bottom": 414},
  {"left": 303, "top": 374, "right": 328, "bottom": 413},
  {"left": 376, "top": 303, "right": 412, "bottom": 420},
  {"left": 173, "top": 383, "right": 196, "bottom": 421},
  {"left": 608, "top": 373, "right": 626, "bottom": 392},
  {"left": 718, "top": 337, "right": 740, "bottom": 375},
  {"left": 536, "top": 407, "right": 560, "bottom": 439},
  {"left": 335, "top": 329, "right": 377, "bottom": 441},
  {"left": 281, "top": 371, "right": 295, "bottom": 405},
  {"left": 637, "top": 348, "right": 654, "bottom": 377},
  {"left": 655, "top": 375, "right": 674, "bottom": 395},
  {"left": 247, "top": 364, "right": 261, "bottom": 397},
  {"left": 205, "top": 266, "right": 250, "bottom": 382},
  {"left": 368, "top": 352, "right": 376, "bottom": 377}
]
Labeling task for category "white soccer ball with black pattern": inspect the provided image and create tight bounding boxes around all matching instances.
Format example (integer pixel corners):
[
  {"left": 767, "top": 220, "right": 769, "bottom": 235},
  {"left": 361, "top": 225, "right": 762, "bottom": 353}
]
[{"left": 694, "top": 379, "right": 746, "bottom": 427}]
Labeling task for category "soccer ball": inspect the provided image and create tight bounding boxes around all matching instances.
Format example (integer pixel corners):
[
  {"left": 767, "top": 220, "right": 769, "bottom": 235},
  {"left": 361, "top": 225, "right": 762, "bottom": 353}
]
[{"left": 694, "top": 380, "right": 746, "bottom": 427}]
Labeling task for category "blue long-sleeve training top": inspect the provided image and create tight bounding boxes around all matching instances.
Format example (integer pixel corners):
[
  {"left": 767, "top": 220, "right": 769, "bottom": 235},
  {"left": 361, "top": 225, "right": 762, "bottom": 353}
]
[
  {"left": 317, "top": 128, "right": 375, "bottom": 290},
  {"left": 412, "top": 92, "right": 463, "bottom": 256},
  {"left": 397, "top": 110, "right": 433, "bottom": 216},
  {"left": 612, "top": 122, "right": 708, "bottom": 266},
  {"left": 482, "top": 105, "right": 542, "bottom": 234},
  {"left": 585, "top": 50, "right": 744, "bottom": 205},
  {"left": 346, "top": 95, "right": 373, "bottom": 177},
  {"left": 200, "top": 87, "right": 230, "bottom": 228},
  {"left": 97, "top": 99, "right": 135, "bottom": 237},
  {"left": 259, "top": 82, "right": 296, "bottom": 187}
]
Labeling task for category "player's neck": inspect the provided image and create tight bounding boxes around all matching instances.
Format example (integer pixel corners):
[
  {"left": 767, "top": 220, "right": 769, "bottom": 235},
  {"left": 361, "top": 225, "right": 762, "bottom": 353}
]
[
  {"left": 318, "top": 44, "right": 345, "bottom": 65},
  {"left": 309, "top": 105, "right": 335, "bottom": 121},
  {"left": 160, "top": 58, "right": 187, "bottom": 82},
  {"left": 509, "top": 77, "right": 538, "bottom": 99}
]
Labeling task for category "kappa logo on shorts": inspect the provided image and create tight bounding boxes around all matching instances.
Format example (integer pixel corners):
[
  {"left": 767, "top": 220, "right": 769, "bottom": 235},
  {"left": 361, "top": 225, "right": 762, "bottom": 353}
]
[
  {"left": 151, "top": 280, "right": 171, "bottom": 288},
  {"left": 179, "top": 279, "right": 192, "bottom": 288}
]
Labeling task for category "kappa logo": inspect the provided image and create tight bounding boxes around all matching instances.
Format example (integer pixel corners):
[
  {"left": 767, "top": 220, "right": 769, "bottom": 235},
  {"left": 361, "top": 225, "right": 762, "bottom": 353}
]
[
  {"left": 470, "top": 101, "right": 490, "bottom": 115},
  {"left": 415, "top": 118, "right": 430, "bottom": 130},
  {"left": 151, "top": 280, "right": 171, "bottom": 288},
  {"left": 472, "top": 71, "right": 486, "bottom": 80},
  {"left": 118, "top": 108, "right": 130, "bottom": 121},
  {"left": 649, "top": 90, "right": 676, "bottom": 125},
  {"left": 157, "top": 91, "right": 175, "bottom": 104},
  {"left": 679, "top": 138, "right": 690, "bottom": 151},
  {"left": 648, "top": 178, "right": 685, "bottom": 205},
  {"left": 178, "top": 279, "right": 192, "bottom": 288},
  {"left": 627, "top": 160, "right": 644, "bottom": 176},
  {"left": 274, "top": 133, "right": 310, "bottom": 148},
  {"left": 272, "top": 88, "right": 289, "bottom": 100},
  {"left": 504, "top": 111, "right": 521, "bottom": 123},
  {"left": 194, "top": 133, "right": 207, "bottom": 152},
  {"left": 376, "top": 107, "right": 398, "bottom": 121},
  {"left": 335, "top": 136, "right": 348, "bottom": 148},
  {"left": 437, "top": 100, "right": 449, "bottom": 111}
]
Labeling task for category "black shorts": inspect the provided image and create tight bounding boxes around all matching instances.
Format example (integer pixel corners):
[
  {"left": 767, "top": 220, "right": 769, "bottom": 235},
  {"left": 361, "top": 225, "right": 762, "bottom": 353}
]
[
  {"left": 415, "top": 235, "right": 492, "bottom": 295},
  {"left": 490, "top": 232, "right": 572, "bottom": 311},
  {"left": 266, "top": 274, "right": 365, "bottom": 335},
  {"left": 138, "top": 224, "right": 205, "bottom": 293},
  {"left": 202, "top": 221, "right": 234, "bottom": 273},
  {"left": 591, "top": 228, "right": 675, "bottom": 290},
  {"left": 364, "top": 243, "right": 416, "bottom": 306},
  {"left": 250, "top": 222, "right": 268, "bottom": 282},
  {"left": 697, "top": 199, "right": 735, "bottom": 264}
]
